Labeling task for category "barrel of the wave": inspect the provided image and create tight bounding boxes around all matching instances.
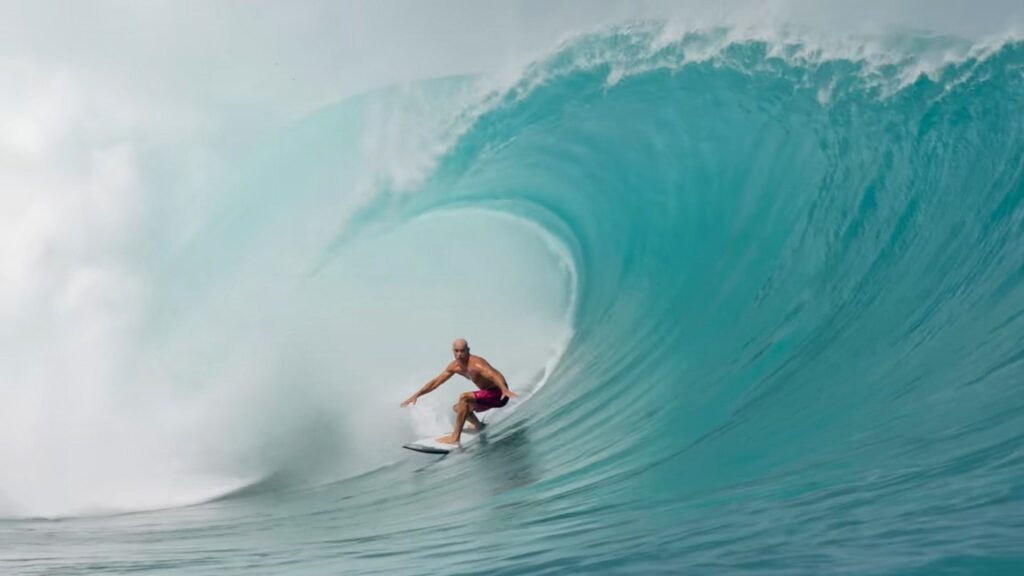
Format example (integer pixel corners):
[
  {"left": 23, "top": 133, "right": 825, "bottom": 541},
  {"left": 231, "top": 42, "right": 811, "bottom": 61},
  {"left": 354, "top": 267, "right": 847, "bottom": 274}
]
[{"left": 380, "top": 34, "right": 1024, "bottom": 536}]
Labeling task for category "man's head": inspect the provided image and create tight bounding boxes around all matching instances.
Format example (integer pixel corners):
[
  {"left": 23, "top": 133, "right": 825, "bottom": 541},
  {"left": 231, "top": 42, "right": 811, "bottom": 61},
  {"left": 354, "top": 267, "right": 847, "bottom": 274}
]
[{"left": 452, "top": 338, "right": 470, "bottom": 363}]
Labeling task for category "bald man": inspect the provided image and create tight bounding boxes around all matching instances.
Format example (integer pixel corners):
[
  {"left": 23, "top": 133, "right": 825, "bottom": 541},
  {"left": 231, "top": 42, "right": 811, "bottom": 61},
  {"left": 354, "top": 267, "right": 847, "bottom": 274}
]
[{"left": 401, "top": 338, "right": 518, "bottom": 445}]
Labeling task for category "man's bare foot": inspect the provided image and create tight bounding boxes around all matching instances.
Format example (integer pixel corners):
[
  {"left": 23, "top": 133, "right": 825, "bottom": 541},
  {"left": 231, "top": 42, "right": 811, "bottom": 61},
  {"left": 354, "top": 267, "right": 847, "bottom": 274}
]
[{"left": 436, "top": 434, "right": 460, "bottom": 445}]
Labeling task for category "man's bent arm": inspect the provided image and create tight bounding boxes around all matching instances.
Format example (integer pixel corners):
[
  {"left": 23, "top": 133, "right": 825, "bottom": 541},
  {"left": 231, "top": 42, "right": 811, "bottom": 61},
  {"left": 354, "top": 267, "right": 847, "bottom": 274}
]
[{"left": 482, "top": 362, "right": 517, "bottom": 398}]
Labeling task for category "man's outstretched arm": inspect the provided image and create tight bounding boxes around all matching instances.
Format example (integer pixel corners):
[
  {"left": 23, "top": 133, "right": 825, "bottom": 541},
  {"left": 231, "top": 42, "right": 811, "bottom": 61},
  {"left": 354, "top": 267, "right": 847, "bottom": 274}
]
[{"left": 401, "top": 368, "right": 455, "bottom": 407}]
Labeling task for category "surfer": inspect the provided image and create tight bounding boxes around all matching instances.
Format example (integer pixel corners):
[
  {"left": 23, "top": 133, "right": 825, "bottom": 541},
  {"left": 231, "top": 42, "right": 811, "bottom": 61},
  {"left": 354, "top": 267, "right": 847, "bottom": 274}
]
[{"left": 400, "top": 338, "right": 518, "bottom": 444}]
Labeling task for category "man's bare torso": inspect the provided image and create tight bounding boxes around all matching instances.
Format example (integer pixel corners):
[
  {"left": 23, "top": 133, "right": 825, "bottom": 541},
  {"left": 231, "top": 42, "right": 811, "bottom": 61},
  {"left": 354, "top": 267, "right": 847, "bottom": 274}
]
[{"left": 448, "top": 355, "right": 501, "bottom": 391}]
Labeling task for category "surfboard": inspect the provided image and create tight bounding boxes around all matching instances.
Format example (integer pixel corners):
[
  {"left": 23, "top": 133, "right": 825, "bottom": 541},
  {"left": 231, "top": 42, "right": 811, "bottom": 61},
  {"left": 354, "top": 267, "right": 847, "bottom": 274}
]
[{"left": 403, "top": 428, "right": 480, "bottom": 454}]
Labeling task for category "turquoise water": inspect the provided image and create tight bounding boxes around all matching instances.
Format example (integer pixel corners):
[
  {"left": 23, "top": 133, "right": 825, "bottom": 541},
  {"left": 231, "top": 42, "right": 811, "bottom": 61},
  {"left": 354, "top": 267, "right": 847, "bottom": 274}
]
[{"left": 3, "top": 26, "right": 1024, "bottom": 575}]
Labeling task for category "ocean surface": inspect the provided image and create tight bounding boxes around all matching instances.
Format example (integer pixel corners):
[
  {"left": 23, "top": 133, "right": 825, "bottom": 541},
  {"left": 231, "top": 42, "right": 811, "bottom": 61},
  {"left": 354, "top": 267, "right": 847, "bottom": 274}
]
[{"left": 3, "top": 23, "right": 1024, "bottom": 575}]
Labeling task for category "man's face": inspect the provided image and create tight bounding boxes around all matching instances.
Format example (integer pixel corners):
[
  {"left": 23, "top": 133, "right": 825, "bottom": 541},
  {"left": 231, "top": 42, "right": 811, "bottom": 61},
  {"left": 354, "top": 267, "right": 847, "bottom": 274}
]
[{"left": 453, "top": 343, "right": 470, "bottom": 362}]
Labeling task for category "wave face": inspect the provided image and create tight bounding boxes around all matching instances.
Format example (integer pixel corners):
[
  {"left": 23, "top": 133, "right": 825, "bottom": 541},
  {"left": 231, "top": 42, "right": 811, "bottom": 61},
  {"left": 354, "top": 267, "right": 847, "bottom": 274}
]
[{"left": 5, "top": 26, "right": 1024, "bottom": 575}]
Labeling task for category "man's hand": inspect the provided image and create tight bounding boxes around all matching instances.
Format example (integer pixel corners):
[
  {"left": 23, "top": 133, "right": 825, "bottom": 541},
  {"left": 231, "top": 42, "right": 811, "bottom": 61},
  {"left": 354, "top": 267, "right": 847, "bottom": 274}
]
[
  {"left": 400, "top": 396, "right": 418, "bottom": 407},
  {"left": 501, "top": 390, "right": 519, "bottom": 401}
]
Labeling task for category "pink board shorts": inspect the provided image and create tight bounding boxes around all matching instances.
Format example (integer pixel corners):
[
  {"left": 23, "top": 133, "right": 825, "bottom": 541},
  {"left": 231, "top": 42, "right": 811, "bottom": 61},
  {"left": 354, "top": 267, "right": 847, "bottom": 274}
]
[{"left": 473, "top": 388, "right": 509, "bottom": 412}]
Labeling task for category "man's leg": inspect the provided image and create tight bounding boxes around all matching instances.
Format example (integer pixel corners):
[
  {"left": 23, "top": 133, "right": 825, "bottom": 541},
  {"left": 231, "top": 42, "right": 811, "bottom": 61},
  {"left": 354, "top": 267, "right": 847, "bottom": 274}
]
[
  {"left": 438, "top": 393, "right": 478, "bottom": 444},
  {"left": 466, "top": 409, "right": 485, "bottom": 431},
  {"left": 454, "top": 391, "right": 488, "bottom": 430}
]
